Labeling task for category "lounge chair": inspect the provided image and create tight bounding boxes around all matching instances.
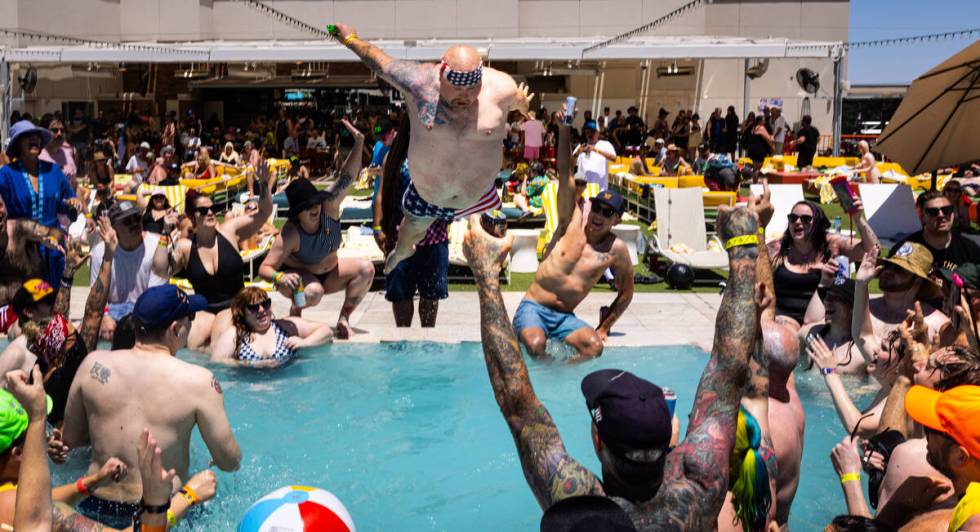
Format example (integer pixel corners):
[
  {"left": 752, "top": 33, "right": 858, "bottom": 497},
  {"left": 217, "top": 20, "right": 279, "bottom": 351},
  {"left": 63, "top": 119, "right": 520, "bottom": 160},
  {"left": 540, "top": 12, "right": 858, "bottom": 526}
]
[
  {"left": 538, "top": 180, "right": 601, "bottom": 253},
  {"left": 650, "top": 187, "right": 728, "bottom": 271},
  {"left": 749, "top": 184, "right": 805, "bottom": 241}
]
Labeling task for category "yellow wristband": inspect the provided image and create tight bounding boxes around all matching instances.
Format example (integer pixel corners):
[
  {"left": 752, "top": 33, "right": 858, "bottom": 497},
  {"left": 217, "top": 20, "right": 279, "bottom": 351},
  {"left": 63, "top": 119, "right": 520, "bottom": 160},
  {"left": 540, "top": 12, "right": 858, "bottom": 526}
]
[
  {"left": 724, "top": 234, "right": 759, "bottom": 250},
  {"left": 840, "top": 472, "right": 861, "bottom": 484},
  {"left": 273, "top": 272, "right": 284, "bottom": 286},
  {"left": 166, "top": 509, "right": 177, "bottom": 527},
  {"left": 343, "top": 33, "right": 359, "bottom": 45},
  {"left": 758, "top": 227, "right": 766, "bottom": 236}
]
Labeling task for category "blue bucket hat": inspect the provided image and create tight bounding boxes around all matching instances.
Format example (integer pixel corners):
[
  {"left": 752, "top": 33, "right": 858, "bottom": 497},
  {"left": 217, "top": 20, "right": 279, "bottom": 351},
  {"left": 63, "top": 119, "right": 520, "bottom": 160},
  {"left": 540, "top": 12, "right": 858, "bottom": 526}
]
[{"left": 6, "top": 120, "right": 53, "bottom": 157}]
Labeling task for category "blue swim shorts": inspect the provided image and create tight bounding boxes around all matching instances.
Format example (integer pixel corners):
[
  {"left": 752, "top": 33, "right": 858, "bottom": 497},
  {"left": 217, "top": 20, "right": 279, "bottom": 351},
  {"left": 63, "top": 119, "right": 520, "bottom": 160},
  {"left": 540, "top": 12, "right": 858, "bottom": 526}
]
[{"left": 512, "top": 298, "right": 591, "bottom": 341}]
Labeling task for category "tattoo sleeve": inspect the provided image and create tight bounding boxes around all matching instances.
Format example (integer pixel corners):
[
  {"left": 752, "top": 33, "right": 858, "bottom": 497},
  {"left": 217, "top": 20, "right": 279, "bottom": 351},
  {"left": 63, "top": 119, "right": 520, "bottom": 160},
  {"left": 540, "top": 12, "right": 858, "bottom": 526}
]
[
  {"left": 80, "top": 248, "right": 113, "bottom": 353},
  {"left": 473, "top": 259, "right": 602, "bottom": 509},
  {"left": 51, "top": 503, "right": 105, "bottom": 531},
  {"left": 665, "top": 208, "right": 759, "bottom": 523},
  {"left": 598, "top": 252, "right": 634, "bottom": 333}
]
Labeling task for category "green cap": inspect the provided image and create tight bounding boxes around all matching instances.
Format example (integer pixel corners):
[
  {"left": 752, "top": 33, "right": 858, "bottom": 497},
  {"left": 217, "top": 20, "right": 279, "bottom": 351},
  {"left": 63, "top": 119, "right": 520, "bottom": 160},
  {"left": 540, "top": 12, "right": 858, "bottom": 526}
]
[
  {"left": 938, "top": 263, "right": 980, "bottom": 290},
  {"left": 0, "top": 389, "right": 52, "bottom": 454}
]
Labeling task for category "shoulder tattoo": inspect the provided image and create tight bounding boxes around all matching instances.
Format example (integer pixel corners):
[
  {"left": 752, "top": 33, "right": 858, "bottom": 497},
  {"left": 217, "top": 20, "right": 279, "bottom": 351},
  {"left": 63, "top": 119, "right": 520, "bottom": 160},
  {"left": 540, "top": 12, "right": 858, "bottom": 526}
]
[
  {"left": 89, "top": 362, "right": 110, "bottom": 385},
  {"left": 211, "top": 376, "right": 223, "bottom": 394}
]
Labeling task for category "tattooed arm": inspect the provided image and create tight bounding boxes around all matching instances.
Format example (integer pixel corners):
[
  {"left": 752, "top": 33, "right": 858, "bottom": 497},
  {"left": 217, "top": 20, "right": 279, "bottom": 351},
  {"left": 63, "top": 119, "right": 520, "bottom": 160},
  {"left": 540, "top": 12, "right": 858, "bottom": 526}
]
[
  {"left": 196, "top": 370, "right": 241, "bottom": 472},
  {"left": 333, "top": 24, "right": 432, "bottom": 97},
  {"left": 596, "top": 242, "right": 634, "bottom": 341},
  {"left": 79, "top": 218, "right": 116, "bottom": 353},
  {"left": 653, "top": 207, "right": 760, "bottom": 529},
  {"left": 462, "top": 216, "right": 603, "bottom": 509},
  {"left": 7, "top": 367, "right": 53, "bottom": 531},
  {"left": 323, "top": 118, "right": 365, "bottom": 219},
  {"left": 53, "top": 240, "right": 89, "bottom": 317}
]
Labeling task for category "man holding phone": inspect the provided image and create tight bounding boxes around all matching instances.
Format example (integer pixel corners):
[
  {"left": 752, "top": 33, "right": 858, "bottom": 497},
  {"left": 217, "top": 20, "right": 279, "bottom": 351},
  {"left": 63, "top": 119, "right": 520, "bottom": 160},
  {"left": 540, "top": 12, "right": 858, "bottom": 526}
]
[{"left": 890, "top": 190, "right": 980, "bottom": 272}]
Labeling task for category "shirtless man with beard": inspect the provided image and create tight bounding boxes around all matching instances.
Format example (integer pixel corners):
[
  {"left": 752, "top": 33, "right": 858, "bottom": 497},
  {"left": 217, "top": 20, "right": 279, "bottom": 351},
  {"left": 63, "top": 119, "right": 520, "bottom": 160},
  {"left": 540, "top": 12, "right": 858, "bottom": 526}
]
[
  {"left": 512, "top": 114, "right": 633, "bottom": 360},
  {"left": 330, "top": 24, "right": 533, "bottom": 274}
]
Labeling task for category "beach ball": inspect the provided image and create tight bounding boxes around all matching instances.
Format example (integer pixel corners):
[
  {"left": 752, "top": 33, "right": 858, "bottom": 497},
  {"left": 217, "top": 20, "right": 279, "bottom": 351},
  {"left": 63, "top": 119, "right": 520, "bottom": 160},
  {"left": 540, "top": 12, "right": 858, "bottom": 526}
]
[{"left": 238, "top": 486, "right": 356, "bottom": 532}]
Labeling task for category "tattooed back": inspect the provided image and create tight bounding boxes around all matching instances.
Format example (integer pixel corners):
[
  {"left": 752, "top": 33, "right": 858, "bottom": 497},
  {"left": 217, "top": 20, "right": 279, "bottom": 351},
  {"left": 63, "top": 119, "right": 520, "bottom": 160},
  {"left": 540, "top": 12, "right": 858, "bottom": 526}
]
[{"left": 62, "top": 348, "right": 241, "bottom": 502}]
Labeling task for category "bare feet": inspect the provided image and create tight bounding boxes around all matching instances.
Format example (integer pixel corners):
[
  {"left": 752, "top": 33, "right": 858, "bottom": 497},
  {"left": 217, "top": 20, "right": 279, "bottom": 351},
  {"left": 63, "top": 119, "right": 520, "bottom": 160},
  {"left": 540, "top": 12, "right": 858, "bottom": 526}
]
[
  {"left": 336, "top": 316, "right": 353, "bottom": 339},
  {"left": 384, "top": 244, "right": 416, "bottom": 275}
]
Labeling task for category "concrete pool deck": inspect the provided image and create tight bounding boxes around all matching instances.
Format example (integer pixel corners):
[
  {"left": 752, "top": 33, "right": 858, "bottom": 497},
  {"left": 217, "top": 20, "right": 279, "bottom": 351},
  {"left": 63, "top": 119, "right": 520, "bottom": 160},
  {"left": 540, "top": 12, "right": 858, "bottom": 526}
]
[{"left": 68, "top": 288, "right": 722, "bottom": 351}]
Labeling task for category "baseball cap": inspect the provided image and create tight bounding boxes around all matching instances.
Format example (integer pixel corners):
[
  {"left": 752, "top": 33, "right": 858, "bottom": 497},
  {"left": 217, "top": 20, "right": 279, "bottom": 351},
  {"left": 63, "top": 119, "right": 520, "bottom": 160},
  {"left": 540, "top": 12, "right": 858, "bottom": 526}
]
[
  {"left": 882, "top": 241, "right": 940, "bottom": 298},
  {"left": 583, "top": 120, "right": 598, "bottom": 131},
  {"left": 107, "top": 201, "right": 141, "bottom": 224},
  {"left": 906, "top": 385, "right": 980, "bottom": 458},
  {"left": 817, "top": 278, "right": 856, "bottom": 306},
  {"left": 540, "top": 495, "right": 637, "bottom": 532},
  {"left": 938, "top": 263, "right": 980, "bottom": 290},
  {"left": 133, "top": 285, "right": 207, "bottom": 330},
  {"left": 0, "top": 389, "right": 52, "bottom": 454},
  {"left": 139, "top": 141, "right": 151, "bottom": 150},
  {"left": 11, "top": 279, "right": 56, "bottom": 314},
  {"left": 581, "top": 369, "right": 671, "bottom": 455},
  {"left": 590, "top": 190, "right": 626, "bottom": 216}
]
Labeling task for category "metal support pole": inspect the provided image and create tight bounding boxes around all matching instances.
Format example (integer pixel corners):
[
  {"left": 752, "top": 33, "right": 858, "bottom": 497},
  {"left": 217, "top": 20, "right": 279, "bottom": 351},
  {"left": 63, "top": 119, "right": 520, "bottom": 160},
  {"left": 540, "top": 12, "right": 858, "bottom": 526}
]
[
  {"left": 591, "top": 68, "right": 601, "bottom": 117},
  {"left": 596, "top": 65, "right": 606, "bottom": 119},
  {"left": 0, "top": 59, "right": 9, "bottom": 147},
  {"left": 742, "top": 58, "right": 750, "bottom": 122},
  {"left": 832, "top": 57, "right": 843, "bottom": 156}
]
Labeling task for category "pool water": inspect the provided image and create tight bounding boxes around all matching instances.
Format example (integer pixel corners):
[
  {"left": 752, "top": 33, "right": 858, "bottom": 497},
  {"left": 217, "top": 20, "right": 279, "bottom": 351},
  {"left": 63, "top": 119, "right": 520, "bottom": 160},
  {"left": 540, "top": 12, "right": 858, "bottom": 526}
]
[{"left": 54, "top": 343, "right": 878, "bottom": 530}]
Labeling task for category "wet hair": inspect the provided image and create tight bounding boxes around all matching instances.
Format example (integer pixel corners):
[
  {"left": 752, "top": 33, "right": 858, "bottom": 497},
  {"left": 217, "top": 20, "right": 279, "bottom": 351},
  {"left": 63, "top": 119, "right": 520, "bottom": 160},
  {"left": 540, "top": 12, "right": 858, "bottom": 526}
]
[
  {"left": 728, "top": 407, "right": 771, "bottom": 532},
  {"left": 111, "top": 314, "right": 137, "bottom": 350},
  {"left": 231, "top": 286, "right": 271, "bottom": 349},
  {"left": 828, "top": 515, "right": 897, "bottom": 531},
  {"left": 133, "top": 315, "right": 174, "bottom": 343},
  {"left": 777, "top": 201, "right": 831, "bottom": 262},
  {"left": 936, "top": 346, "right": 980, "bottom": 391}
]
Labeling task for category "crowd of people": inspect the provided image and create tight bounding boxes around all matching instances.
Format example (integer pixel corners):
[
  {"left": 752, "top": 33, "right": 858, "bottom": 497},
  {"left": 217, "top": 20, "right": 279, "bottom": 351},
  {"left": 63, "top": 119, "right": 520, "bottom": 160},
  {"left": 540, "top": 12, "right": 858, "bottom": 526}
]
[{"left": 0, "top": 21, "right": 977, "bottom": 532}]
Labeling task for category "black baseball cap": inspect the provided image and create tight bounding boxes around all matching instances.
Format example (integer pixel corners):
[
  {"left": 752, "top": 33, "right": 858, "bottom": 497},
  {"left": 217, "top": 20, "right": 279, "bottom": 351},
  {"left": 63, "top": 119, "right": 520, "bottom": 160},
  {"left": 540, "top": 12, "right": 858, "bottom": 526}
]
[
  {"left": 540, "top": 496, "right": 637, "bottom": 532},
  {"left": 590, "top": 190, "right": 626, "bottom": 216},
  {"left": 107, "top": 200, "right": 141, "bottom": 223},
  {"left": 581, "top": 369, "right": 671, "bottom": 455},
  {"left": 817, "top": 278, "right": 856, "bottom": 306}
]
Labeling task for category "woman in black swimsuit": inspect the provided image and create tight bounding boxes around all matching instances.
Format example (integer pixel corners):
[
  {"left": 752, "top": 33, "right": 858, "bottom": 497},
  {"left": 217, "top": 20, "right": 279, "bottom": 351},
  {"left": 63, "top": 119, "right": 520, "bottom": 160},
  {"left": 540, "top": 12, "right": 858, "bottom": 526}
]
[
  {"left": 766, "top": 198, "right": 879, "bottom": 325},
  {"left": 135, "top": 188, "right": 171, "bottom": 235},
  {"left": 169, "top": 164, "right": 274, "bottom": 350}
]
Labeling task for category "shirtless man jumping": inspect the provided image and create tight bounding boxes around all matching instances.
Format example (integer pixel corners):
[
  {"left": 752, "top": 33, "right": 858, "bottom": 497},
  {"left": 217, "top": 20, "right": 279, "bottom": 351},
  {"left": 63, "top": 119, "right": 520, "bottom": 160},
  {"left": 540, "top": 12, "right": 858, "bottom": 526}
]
[
  {"left": 62, "top": 284, "right": 241, "bottom": 528},
  {"left": 463, "top": 200, "right": 764, "bottom": 530},
  {"left": 330, "top": 23, "right": 533, "bottom": 274},
  {"left": 513, "top": 114, "right": 633, "bottom": 360}
]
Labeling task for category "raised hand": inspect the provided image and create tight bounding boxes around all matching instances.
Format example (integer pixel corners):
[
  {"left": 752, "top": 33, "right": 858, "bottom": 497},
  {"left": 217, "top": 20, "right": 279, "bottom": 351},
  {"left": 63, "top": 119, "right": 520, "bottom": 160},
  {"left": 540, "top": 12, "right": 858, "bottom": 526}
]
[
  {"left": 748, "top": 180, "right": 774, "bottom": 230},
  {"left": 899, "top": 302, "right": 936, "bottom": 364},
  {"left": 716, "top": 206, "right": 759, "bottom": 250},
  {"left": 817, "top": 258, "right": 840, "bottom": 287},
  {"left": 331, "top": 23, "right": 357, "bottom": 43},
  {"left": 829, "top": 435, "right": 862, "bottom": 478},
  {"left": 855, "top": 247, "right": 881, "bottom": 283},
  {"left": 514, "top": 83, "right": 534, "bottom": 117},
  {"left": 97, "top": 215, "right": 118, "bottom": 256},
  {"left": 64, "top": 238, "right": 90, "bottom": 274},
  {"left": 137, "top": 429, "right": 176, "bottom": 506},
  {"left": 462, "top": 214, "right": 513, "bottom": 279},
  {"left": 5, "top": 367, "right": 46, "bottom": 422},
  {"left": 806, "top": 335, "right": 838, "bottom": 372}
]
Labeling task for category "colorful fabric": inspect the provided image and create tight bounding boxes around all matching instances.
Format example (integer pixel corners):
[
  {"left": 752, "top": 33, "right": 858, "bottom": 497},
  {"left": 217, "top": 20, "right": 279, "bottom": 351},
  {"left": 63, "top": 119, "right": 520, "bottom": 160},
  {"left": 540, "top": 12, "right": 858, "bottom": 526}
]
[
  {"left": 402, "top": 181, "right": 501, "bottom": 222},
  {"left": 525, "top": 175, "right": 550, "bottom": 209},
  {"left": 440, "top": 60, "right": 483, "bottom": 87},
  {"left": 29, "top": 314, "right": 70, "bottom": 368},
  {"left": 238, "top": 323, "right": 295, "bottom": 365},
  {"left": 0, "top": 160, "right": 75, "bottom": 228},
  {"left": 950, "top": 482, "right": 980, "bottom": 532}
]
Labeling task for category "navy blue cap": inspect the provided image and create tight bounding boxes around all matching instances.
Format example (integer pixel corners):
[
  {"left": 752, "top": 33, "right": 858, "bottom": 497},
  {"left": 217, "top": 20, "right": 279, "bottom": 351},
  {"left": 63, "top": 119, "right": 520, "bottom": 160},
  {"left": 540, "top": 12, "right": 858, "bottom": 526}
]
[
  {"left": 582, "top": 369, "right": 671, "bottom": 454},
  {"left": 583, "top": 120, "right": 599, "bottom": 131},
  {"left": 133, "top": 285, "right": 207, "bottom": 329},
  {"left": 590, "top": 190, "right": 626, "bottom": 216}
]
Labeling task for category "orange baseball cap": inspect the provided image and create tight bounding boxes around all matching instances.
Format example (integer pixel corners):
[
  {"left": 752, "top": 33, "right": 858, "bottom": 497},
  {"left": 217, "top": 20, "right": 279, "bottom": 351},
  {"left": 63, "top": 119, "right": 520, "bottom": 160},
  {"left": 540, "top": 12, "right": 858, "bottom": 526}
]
[{"left": 905, "top": 385, "right": 980, "bottom": 458}]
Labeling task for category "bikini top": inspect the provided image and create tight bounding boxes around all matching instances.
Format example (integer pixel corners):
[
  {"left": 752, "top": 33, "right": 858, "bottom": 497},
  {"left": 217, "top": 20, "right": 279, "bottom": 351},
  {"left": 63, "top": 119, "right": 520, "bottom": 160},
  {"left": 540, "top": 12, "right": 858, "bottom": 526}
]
[{"left": 237, "top": 320, "right": 298, "bottom": 363}]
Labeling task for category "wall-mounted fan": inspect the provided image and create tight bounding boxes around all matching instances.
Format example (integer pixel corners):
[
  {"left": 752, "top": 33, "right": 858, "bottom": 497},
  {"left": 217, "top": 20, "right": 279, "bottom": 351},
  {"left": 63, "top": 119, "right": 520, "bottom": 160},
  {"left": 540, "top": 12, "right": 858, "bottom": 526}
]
[
  {"left": 18, "top": 67, "right": 37, "bottom": 94},
  {"left": 795, "top": 68, "right": 820, "bottom": 94}
]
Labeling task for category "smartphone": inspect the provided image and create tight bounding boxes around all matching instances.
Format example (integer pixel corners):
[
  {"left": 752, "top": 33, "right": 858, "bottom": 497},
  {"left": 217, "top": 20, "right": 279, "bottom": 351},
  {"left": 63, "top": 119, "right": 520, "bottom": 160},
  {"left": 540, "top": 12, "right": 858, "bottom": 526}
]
[{"left": 830, "top": 176, "right": 858, "bottom": 214}]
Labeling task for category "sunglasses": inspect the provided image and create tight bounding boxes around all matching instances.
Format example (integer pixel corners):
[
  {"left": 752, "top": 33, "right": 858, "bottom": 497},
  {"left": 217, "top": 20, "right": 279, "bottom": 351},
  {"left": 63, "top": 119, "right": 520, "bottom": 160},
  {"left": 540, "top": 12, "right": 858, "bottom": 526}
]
[
  {"left": 246, "top": 299, "right": 272, "bottom": 314},
  {"left": 195, "top": 205, "right": 216, "bottom": 217},
  {"left": 787, "top": 213, "right": 814, "bottom": 224},
  {"left": 49, "top": 127, "right": 64, "bottom": 133},
  {"left": 923, "top": 205, "right": 954, "bottom": 217},
  {"left": 593, "top": 205, "right": 617, "bottom": 218}
]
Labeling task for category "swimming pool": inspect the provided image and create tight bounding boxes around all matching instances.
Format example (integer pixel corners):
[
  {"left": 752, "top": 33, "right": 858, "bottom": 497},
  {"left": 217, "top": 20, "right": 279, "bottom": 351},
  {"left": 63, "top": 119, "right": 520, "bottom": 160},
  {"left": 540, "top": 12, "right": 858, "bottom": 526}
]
[{"left": 53, "top": 342, "right": 877, "bottom": 530}]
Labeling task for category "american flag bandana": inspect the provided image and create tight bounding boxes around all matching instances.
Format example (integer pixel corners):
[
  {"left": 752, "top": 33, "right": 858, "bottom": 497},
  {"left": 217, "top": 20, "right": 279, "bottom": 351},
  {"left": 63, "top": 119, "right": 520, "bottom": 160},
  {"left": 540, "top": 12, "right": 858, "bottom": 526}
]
[{"left": 440, "top": 60, "right": 483, "bottom": 87}]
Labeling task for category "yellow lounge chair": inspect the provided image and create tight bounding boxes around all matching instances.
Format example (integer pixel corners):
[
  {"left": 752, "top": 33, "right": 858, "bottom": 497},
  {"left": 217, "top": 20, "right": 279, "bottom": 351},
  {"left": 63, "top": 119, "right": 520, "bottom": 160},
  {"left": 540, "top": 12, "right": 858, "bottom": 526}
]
[{"left": 537, "top": 180, "right": 600, "bottom": 254}]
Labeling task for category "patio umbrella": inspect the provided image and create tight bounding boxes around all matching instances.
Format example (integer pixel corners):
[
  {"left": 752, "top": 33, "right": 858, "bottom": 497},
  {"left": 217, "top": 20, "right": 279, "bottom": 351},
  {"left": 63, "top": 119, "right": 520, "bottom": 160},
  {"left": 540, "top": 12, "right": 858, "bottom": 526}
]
[{"left": 874, "top": 38, "right": 980, "bottom": 186}]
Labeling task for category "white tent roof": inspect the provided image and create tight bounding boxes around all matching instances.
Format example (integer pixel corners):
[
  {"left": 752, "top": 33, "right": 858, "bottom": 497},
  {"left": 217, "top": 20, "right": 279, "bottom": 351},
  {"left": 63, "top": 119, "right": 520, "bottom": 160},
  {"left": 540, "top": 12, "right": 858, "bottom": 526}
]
[{"left": 0, "top": 35, "right": 843, "bottom": 63}]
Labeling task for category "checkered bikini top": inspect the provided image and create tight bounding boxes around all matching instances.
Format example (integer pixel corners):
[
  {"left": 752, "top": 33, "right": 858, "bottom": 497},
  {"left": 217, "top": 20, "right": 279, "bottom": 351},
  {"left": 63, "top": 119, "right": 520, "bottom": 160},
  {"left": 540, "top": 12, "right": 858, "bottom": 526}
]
[{"left": 237, "top": 320, "right": 296, "bottom": 363}]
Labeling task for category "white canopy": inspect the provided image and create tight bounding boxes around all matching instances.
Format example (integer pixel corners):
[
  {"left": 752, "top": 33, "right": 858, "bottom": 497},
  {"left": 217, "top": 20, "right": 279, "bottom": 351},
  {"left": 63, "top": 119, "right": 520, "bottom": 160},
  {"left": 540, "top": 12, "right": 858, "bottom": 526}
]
[{"left": 0, "top": 35, "right": 843, "bottom": 63}]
